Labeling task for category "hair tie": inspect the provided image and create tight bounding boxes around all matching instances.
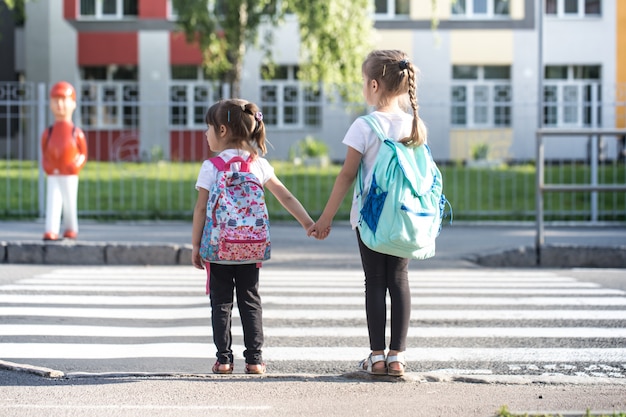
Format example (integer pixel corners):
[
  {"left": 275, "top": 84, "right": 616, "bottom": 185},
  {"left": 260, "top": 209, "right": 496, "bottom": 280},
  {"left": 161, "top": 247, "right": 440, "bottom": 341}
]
[
  {"left": 399, "top": 59, "right": 409, "bottom": 71},
  {"left": 254, "top": 111, "right": 263, "bottom": 122}
]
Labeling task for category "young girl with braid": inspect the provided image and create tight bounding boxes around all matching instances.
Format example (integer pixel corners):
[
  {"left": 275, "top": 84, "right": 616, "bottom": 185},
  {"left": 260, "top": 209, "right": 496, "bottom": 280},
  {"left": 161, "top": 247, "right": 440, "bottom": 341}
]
[{"left": 308, "top": 50, "right": 427, "bottom": 377}]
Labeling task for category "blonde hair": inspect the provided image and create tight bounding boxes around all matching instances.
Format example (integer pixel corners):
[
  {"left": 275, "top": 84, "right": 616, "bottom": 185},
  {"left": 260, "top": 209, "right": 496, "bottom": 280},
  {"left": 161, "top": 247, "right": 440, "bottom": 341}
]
[
  {"left": 205, "top": 99, "right": 267, "bottom": 156},
  {"left": 362, "top": 49, "right": 426, "bottom": 147}
]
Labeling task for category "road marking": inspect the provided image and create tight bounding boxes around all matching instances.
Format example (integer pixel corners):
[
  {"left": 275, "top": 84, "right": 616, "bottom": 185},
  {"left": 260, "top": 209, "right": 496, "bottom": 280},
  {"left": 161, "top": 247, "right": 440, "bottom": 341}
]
[
  {"left": 2, "top": 294, "right": 625, "bottom": 306},
  {"left": 3, "top": 284, "right": 620, "bottom": 295},
  {"left": 1, "top": 307, "right": 625, "bottom": 320},
  {"left": 2, "top": 404, "right": 272, "bottom": 411},
  {"left": 2, "top": 324, "right": 625, "bottom": 338},
  {"left": 15, "top": 278, "right": 601, "bottom": 288},
  {"left": 2, "top": 344, "right": 626, "bottom": 362}
]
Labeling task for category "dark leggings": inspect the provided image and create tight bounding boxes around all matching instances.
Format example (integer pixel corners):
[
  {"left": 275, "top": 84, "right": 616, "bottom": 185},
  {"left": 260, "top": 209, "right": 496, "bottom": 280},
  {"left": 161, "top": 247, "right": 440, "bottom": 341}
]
[
  {"left": 209, "top": 263, "right": 264, "bottom": 365},
  {"left": 357, "top": 231, "right": 411, "bottom": 352}
]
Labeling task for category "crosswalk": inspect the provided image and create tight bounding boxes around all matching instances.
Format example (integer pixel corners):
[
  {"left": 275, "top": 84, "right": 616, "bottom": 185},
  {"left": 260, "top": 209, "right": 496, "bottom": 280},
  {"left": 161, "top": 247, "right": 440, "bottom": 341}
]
[{"left": 1, "top": 266, "right": 626, "bottom": 378}]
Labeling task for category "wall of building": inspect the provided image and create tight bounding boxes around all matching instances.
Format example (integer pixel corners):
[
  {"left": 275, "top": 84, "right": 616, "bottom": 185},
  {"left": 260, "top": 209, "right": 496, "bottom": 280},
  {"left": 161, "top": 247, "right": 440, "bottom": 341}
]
[{"left": 14, "top": 0, "right": 622, "bottom": 163}]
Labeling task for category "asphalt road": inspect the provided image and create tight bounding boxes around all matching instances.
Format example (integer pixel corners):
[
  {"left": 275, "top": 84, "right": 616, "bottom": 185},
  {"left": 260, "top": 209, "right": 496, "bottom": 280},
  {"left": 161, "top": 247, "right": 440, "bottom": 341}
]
[{"left": 1, "top": 223, "right": 626, "bottom": 417}]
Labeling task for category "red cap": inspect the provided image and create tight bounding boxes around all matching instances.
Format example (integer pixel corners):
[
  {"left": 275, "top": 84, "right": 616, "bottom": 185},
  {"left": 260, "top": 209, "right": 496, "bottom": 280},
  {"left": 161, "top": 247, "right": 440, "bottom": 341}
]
[{"left": 49, "top": 81, "right": 76, "bottom": 101}]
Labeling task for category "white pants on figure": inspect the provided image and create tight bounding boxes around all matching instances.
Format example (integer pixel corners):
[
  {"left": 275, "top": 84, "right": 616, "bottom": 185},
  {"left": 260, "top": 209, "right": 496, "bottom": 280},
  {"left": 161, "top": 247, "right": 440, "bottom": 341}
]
[{"left": 45, "top": 175, "right": 79, "bottom": 235}]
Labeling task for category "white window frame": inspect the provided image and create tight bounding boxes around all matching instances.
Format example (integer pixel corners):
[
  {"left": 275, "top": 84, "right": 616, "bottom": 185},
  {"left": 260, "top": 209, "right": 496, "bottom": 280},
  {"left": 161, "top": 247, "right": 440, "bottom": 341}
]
[
  {"left": 79, "top": 82, "right": 139, "bottom": 128},
  {"left": 374, "top": 0, "right": 410, "bottom": 19},
  {"left": 545, "top": 0, "right": 601, "bottom": 17},
  {"left": 259, "top": 81, "right": 323, "bottom": 129},
  {"left": 79, "top": 65, "right": 139, "bottom": 128},
  {"left": 168, "top": 66, "right": 223, "bottom": 129},
  {"left": 543, "top": 65, "right": 602, "bottom": 127},
  {"left": 79, "top": 0, "right": 138, "bottom": 19},
  {"left": 451, "top": 0, "right": 510, "bottom": 18},
  {"left": 169, "top": 85, "right": 222, "bottom": 129},
  {"left": 451, "top": 66, "right": 512, "bottom": 128},
  {"left": 167, "top": 0, "right": 177, "bottom": 20},
  {"left": 259, "top": 65, "right": 323, "bottom": 129}
]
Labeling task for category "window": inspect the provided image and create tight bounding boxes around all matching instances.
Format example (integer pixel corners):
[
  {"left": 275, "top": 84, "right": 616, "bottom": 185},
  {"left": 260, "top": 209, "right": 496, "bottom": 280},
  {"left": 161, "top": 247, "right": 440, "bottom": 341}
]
[
  {"left": 259, "top": 65, "right": 323, "bottom": 128},
  {"left": 80, "top": 0, "right": 138, "bottom": 19},
  {"left": 375, "top": 0, "right": 410, "bottom": 18},
  {"left": 169, "top": 66, "right": 223, "bottom": 128},
  {"left": 451, "top": 65, "right": 512, "bottom": 127},
  {"left": 167, "top": 0, "right": 177, "bottom": 19},
  {"left": 451, "top": 0, "right": 509, "bottom": 18},
  {"left": 79, "top": 65, "right": 139, "bottom": 128},
  {"left": 543, "top": 65, "right": 601, "bottom": 127},
  {"left": 545, "top": 0, "right": 601, "bottom": 17}
]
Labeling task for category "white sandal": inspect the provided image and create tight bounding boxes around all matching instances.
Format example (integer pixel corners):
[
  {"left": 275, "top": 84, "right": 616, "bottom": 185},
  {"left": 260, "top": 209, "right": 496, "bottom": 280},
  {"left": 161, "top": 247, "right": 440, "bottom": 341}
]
[
  {"left": 359, "top": 353, "right": 387, "bottom": 375},
  {"left": 386, "top": 352, "right": 406, "bottom": 376}
]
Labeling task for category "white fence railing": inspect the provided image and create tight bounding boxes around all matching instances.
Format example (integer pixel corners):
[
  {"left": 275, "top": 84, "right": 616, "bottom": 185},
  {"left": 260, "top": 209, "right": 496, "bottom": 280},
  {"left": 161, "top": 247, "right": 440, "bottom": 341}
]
[
  {"left": 1, "top": 82, "right": 625, "bottom": 223},
  {"left": 535, "top": 128, "right": 626, "bottom": 260}
]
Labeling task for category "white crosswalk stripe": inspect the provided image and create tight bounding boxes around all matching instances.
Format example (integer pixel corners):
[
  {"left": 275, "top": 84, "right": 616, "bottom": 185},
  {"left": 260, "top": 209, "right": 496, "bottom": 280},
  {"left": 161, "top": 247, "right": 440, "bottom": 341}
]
[{"left": 1, "top": 266, "right": 625, "bottom": 378}]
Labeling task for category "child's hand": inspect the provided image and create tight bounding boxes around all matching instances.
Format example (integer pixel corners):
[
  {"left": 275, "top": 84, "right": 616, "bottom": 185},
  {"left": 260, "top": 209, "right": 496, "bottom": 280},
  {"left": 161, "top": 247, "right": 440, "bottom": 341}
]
[
  {"left": 309, "top": 219, "right": 331, "bottom": 240},
  {"left": 191, "top": 247, "right": 205, "bottom": 270}
]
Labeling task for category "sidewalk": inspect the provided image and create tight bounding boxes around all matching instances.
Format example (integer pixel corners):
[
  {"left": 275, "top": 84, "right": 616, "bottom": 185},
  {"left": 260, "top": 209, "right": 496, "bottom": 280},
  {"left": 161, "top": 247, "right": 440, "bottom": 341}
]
[{"left": 1, "top": 220, "right": 625, "bottom": 267}]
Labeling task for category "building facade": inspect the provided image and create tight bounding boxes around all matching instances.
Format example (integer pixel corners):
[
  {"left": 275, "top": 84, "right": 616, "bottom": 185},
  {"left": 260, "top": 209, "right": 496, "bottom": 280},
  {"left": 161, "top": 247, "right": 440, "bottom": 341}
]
[{"left": 8, "top": 0, "right": 623, "bottom": 162}]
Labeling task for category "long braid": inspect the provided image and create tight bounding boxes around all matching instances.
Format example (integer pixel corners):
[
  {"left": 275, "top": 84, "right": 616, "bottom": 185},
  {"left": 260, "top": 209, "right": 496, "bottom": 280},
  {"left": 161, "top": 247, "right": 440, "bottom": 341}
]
[{"left": 402, "top": 63, "right": 424, "bottom": 147}]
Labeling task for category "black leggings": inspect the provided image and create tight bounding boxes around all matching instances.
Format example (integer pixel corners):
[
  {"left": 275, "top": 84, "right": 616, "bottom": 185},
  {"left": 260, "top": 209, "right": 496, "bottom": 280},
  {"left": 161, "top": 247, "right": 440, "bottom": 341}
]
[
  {"left": 209, "top": 263, "right": 264, "bottom": 365},
  {"left": 357, "top": 231, "right": 410, "bottom": 352}
]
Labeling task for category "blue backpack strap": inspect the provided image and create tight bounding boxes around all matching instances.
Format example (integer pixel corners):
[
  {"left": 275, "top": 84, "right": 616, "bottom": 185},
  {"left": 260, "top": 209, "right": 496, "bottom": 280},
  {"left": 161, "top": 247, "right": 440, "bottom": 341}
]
[
  {"left": 357, "top": 115, "right": 391, "bottom": 196},
  {"left": 360, "top": 114, "right": 387, "bottom": 143}
]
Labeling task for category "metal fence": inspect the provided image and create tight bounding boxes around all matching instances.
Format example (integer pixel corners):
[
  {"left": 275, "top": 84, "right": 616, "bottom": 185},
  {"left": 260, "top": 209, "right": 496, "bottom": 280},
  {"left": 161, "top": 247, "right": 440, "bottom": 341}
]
[{"left": 1, "top": 82, "right": 625, "bottom": 223}]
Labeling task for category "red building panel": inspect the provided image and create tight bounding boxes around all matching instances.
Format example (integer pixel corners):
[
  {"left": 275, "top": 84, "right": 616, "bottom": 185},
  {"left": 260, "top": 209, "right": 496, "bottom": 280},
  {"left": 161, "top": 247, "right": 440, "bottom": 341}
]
[
  {"left": 170, "top": 131, "right": 211, "bottom": 162},
  {"left": 139, "top": 0, "right": 167, "bottom": 19},
  {"left": 170, "top": 32, "right": 203, "bottom": 65},
  {"left": 78, "top": 32, "right": 138, "bottom": 65},
  {"left": 64, "top": 0, "right": 76, "bottom": 19},
  {"left": 84, "top": 130, "right": 139, "bottom": 162}
]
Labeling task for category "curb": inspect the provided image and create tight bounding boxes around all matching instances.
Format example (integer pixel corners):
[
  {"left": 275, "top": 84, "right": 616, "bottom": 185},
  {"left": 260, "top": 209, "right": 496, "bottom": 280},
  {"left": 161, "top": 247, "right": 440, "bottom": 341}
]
[
  {"left": 2, "top": 359, "right": 625, "bottom": 386},
  {"left": 2, "top": 241, "right": 626, "bottom": 268},
  {"left": 0, "top": 241, "right": 192, "bottom": 266},
  {"left": 472, "top": 244, "right": 626, "bottom": 268}
]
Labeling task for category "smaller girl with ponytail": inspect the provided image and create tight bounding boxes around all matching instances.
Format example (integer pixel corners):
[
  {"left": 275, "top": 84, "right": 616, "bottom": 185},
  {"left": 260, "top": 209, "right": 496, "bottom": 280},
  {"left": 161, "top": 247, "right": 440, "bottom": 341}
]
[
  {"left": 308, "top": 50, "right": 427, "bottom": 377},
  {"left": 192, "top": 98, "right": 314, "bottom": 375}
]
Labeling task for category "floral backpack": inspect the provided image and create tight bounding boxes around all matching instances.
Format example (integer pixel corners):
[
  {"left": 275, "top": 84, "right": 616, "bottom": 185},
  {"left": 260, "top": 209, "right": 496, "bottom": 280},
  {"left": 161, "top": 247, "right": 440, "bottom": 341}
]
[{"left": 199, "top": 156, "right": 271, "bottom": 264}]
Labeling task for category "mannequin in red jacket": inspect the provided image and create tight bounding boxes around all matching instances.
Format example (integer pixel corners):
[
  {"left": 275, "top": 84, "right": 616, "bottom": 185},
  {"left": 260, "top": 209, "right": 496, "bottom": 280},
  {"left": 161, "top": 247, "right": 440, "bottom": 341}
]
[{"left": 41, "top": 81, "right": 88, "bottom": 241}]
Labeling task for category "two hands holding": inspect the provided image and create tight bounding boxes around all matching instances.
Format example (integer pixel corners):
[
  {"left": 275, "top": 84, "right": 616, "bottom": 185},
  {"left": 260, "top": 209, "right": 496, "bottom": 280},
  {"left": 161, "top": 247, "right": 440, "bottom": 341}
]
[{"left": 306, "top": 216, "right": 332, "bottom": 240}]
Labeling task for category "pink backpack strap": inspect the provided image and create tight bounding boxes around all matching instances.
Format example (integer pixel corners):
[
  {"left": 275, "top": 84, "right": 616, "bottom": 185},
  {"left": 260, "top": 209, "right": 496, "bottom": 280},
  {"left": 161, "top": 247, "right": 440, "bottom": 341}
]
[
  {"left": 209, "top": 156, "right": 226, "bottom": 171},
  {"left": 209, "top": 156, "right": 253, "bottom": 172}
]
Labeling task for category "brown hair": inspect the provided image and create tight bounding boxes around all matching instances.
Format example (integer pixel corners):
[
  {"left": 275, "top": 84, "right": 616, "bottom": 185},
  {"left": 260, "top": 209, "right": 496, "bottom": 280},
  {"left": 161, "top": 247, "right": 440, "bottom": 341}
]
[
  {"left": 205, "top": 99, "right": 267, "bottom": 156},
  {"left": 362, "top": 49, "right": 425, "bottom": 147}
]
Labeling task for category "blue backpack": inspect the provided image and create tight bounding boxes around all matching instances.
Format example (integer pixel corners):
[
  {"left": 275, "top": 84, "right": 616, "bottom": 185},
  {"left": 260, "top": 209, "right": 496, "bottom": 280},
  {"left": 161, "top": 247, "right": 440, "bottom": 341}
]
[{"left": 356, "top": 115, "right": 450, "bottom": 260}]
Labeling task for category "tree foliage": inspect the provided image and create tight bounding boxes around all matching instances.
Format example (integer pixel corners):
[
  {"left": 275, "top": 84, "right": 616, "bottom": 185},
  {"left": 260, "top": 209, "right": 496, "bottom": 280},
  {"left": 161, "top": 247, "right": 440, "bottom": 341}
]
[
  {"left": 172, "top": 0, "right": 282, "bottom": 98},
  {"left": 289, "top": 0, "right": 374, "bottom": 103},
  {"left": 1, "top": 0, "right": 26, "bottom": 25},
  {"left": 172, "top": 0, "right": 374, "bottom": 102}
]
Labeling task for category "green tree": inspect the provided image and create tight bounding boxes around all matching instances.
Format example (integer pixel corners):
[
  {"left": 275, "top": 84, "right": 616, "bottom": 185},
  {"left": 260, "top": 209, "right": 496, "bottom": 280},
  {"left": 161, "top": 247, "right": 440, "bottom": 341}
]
[
  {"left": 0, "top": 0, "right": 26, "bottom": 25},
  {"left": 171, "top": 0, "right": 374, "bottom": 102}
]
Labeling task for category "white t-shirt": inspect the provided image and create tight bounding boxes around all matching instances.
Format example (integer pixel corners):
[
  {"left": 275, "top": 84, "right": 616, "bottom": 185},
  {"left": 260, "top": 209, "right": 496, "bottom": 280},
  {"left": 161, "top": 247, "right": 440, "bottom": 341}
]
[
  {"left": 195, "top": 149, "right": 275, "bottom": 192},
  {"left": 343, "top": 111, "right": 415, "bottom": 229}
]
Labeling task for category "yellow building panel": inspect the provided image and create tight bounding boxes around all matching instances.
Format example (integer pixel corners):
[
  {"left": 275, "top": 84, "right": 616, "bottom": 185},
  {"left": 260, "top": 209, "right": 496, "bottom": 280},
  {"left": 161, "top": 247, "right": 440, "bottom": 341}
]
[
  {"left": 412, "top": 0, "right": 452, "bottom": 20},
  {"left": 617, "top": 0, "right": 626, "bottom": 128},
  {"left": 451, "top": 31, "right": 513, "bottom": 64},
  {"left": 510, "top": 0, "right": 525, "bottom": 20},
  {"left": 450, "top": 129, "right": 513, "bottom": 161},
  {"left": 374, "top": 30, "right": 413, "bottom": 52}
]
